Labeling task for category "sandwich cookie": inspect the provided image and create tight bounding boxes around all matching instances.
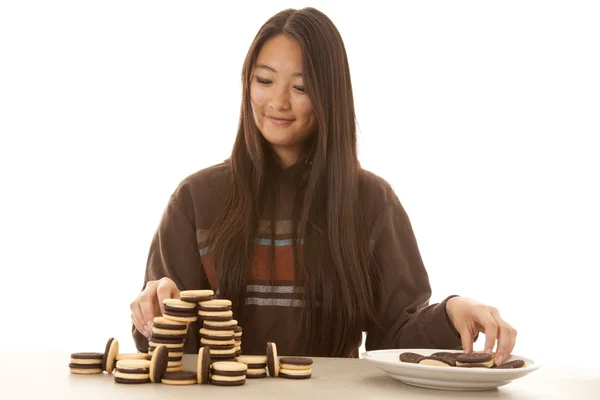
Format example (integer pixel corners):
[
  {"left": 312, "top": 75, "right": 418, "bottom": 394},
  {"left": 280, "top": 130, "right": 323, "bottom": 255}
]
[
  {"left": 149, "top": 344, "right": 169, "bottom": 383},
  {"left": 266, "top": 342, "right": 280, "bottom": 377},
  {"left": 69, "top": 352, "right": 104, "bottom": 374},
  {"left": 399, "top": 352, "right": 425, "bottom": 364},
  {"left": 198, "top": 299, "right": 232, "bottom": 312},
  {"left": 162, "top": 298, "right": 198, "bottom": 323},
  {"left": 180, "top": 289, "right": 215, "bottom": 303},
  {"left": 161, "top": 371, "right": 197, "bottom": 385},
  {"left": 197, "top": 346, "right": 211, "bottom": 384},
  {"left": 418, "top": 357, "right": 453, "bottom": 367},
  {"left": 236, "top": 355, "right": 267, "bottom": 378},
  {"left": 279, "top": 357, "right": 313, "bottom": 379},
  {"left": 103, "top": 337, "right": 119, "bottom": 373},
  {"left": 491, "top": 359, "right": 526, "bottom": 369},
  {"left": 203, "top": 319, "right": 238, "bottom": 331},
  {"left": 114, "top": 359, "right": 151, "bottom": 384},
  {"left": 455, "top": 352, "right": 494, "bottom": 368},
  {"left": 150, "top": 317, "right": 188, "bottom": 339},
  {"left": 198, "top": 309, "right": 233, "bottom": 322},
  {"left": 210, "top": 361, "right": 247, "bottom": 386}
]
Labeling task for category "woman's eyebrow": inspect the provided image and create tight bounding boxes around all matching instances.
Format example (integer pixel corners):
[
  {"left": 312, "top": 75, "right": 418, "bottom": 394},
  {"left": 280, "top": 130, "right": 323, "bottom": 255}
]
[{"left": 255, "top": 63, "right": 303, "bottom": 77}]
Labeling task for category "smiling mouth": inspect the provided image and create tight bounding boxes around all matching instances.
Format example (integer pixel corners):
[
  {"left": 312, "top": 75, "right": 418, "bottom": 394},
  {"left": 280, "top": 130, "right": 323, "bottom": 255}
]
[{"left": 266, "top": 115, "right": 295, "bottom": 126}]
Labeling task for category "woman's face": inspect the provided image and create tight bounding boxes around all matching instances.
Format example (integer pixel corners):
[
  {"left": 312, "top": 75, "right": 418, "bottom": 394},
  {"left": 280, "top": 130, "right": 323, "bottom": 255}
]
[{"left": 250, "top": 34, "right": 317, "bottom": 167}]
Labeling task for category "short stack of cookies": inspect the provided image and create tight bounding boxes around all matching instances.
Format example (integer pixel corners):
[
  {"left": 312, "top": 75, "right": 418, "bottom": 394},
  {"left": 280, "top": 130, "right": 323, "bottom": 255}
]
[
  {"left": 235, "top": 356, "right": 268, "bottom": 379},
  {"left": 265, "top": 342, "right": 313, "bottom": 379},
  {"left": 114, "top": 359, "right": 152, "bottom": 384},
  {"left": 210, "top": 361, "right": 248, "bottom": 386},
  {"left": 68, "top": 337, "right": 119, "bottom": 376}
]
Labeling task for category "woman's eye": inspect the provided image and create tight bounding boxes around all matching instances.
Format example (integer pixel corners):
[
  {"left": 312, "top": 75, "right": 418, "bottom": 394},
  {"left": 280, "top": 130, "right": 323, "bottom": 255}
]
[
  {"left": 256, "top": 77, "right": 272, "bottom": 85},
  {"left": 294, "top": 86, "right": 306, "bottom": 93}
]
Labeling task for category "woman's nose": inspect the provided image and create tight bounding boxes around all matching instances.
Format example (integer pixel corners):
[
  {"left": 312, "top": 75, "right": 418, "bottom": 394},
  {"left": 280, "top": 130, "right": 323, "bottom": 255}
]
[{"left": 267, "top": 84, "right": 291, "bottom": 111}]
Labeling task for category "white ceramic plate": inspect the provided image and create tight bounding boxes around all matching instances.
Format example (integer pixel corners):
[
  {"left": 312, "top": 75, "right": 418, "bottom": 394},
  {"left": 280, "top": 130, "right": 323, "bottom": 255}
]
[{"left": 361, "top": 349, "right": 541, "bottom": 391}]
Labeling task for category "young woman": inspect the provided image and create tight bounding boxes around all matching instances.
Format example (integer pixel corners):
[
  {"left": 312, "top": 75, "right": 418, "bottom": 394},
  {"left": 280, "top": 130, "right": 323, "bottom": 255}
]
[{"left": 130, "top": 7, "right": 517, "bottom": 365}]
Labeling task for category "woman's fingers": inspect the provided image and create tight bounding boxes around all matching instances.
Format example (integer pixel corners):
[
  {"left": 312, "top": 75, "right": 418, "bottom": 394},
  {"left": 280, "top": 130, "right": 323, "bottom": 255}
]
[
  {"left": 490, "top": 308, "right": 517, "bottom": 365},
  {"left": 130, "top": 278, "right": 180, "bottom": 337}
]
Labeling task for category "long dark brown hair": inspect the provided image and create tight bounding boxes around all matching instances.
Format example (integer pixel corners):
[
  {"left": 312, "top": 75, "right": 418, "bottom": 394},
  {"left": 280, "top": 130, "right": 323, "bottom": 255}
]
[{"left": 207, "top": 7, "right": 381, "bottom": 357}]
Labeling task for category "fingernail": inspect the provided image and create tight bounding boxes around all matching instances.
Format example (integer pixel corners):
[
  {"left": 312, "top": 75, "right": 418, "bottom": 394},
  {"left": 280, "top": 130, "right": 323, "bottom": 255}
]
[
  {"left": 146, "top": 322, "right": 153, "bottom": 334},
  {"left": 484, "top": 348, "right": 493, "bottom": 354},
  {"left": 496, "top": 353, "right": 505, "bottom": 365}
]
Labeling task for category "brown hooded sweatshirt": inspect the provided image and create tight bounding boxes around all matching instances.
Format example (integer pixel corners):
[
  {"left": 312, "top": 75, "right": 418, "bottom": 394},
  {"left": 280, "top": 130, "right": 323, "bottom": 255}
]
[{"left": 132, "top": 160, "right": 465, "bottom": 356}]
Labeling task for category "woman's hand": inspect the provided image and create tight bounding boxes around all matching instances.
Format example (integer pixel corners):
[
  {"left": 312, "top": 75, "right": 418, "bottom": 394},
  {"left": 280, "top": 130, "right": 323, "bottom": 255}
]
[
  {"left": 130, "top": 277, "right": 180, "bottom": 337},
  {"left": 445, "top": 296, "right": 517, "bottom": 366}
]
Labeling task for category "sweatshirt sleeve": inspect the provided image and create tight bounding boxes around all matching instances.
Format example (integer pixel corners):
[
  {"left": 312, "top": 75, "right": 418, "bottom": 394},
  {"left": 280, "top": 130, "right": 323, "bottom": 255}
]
[
  {"left": 132, "top": 188, "right": 209, "bottom": 354},
  {"left": 364, "top": 188, "right": 466, "bottom": 351}
]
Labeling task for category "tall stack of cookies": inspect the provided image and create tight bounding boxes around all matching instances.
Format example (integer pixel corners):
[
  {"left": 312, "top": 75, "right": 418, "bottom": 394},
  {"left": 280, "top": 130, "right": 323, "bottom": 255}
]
[
  {"left": 146, "top": 290, "right": 214, "bottom": 371},
  {"left": 198, "top": 299, "right": 239, "bottom": 361}
]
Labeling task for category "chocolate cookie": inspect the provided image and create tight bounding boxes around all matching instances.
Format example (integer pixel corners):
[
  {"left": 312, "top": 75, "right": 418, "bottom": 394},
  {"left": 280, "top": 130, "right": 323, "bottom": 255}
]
[
  {"left": 149, "top": 344, "right": 169, "bottom": 383},
  {"left": 455, "top": 352, "right": 494, "bottom": 368},
  {"left": 455, "top": 352, "right": 493, "bottom": 363},
  {"left": 266, "top": 342, "right": 279, "bottom": 377},
  {"left": 493, "top": 359, "right": 526, "bottom": 369},
  {"left": 399, "top": 352, "right": 425, "bottom": 364},
  {"left": 197, "top": 346, "right": 211, "bottom": 384},
  {"left": 162, "top": 371, "right": 198, "bottom": 385}
]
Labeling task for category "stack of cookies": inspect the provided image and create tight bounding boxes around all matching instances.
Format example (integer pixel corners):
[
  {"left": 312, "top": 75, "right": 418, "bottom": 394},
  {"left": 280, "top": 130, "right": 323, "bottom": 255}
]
[
  {"left": 68, "top": 352, "right": 105, "bottom": 375},
  {"left": 278, "top": 357, "right": 313, "bottom": 379},
  {"left": 148, "top": 316, "right": 188, "bottom": 372},
  {"left": 235, "top": 355, "right": 268, "bottom": 378},
  {"left": 114, "top": 359, "right": 152, "bottom": 384},
  {"left": 210, "top": 361, "right": 248, "bottom": 386},
  {"left": 265, "top": 342, "right": 313, "bottom": 379},
  {"left": 200, "top": 318, "right": 238, "bottom": 361},
  {"left": 195, "top": 297, "right": 246, "bottom": 360}
]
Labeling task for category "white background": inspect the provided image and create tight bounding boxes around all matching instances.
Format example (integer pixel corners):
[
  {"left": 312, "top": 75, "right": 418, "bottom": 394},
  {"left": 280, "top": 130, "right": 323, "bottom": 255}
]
[{"left": 1, "top": 1, "right": 598, "bottom": 371}]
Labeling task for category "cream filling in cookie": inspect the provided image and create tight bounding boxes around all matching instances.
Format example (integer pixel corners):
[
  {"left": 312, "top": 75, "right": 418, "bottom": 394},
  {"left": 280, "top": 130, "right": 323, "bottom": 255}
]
[
  {"left": 209, "top": 348, "right": 237, "bottom": 355},
  {"left": 419, "top": 359, "right": 451, "bottom": 367},
  {"left": 279, "top": 363, "right": 312, "bottom": 371},
  {"left": 279, "top": 368, "right": 311, "bottom": 376},
  {"left": 69, "top": 368, "right": 103, "bottom": 374},
  {"left": 70, "top": 358, "right": 102, "bottom": 365},
  {"left": 114, "top": 371, "right": 150, "bottom": 380},
  {"left": 167, "top": 360, "right": 183, "bottom": 367},
  {"left": 210, "top": 374, "right": 246, "bottom": 382},
  {"left": 203, "top": 319, "right": 238, "bottom": 327},
  {"left": 247, "top": 368, "right": 267, "bottom": 375}
]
